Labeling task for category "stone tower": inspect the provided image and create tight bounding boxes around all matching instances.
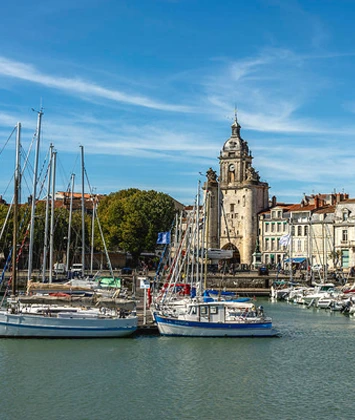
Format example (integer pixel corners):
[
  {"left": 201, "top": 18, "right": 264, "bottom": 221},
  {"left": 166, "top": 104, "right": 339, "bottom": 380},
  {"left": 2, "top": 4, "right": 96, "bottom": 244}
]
[
  {"left": 204, "top": 167, "right": 219, "bottom": 250},
  {"left": 218, "top": 114, "right": 269, "bottom": 266}
]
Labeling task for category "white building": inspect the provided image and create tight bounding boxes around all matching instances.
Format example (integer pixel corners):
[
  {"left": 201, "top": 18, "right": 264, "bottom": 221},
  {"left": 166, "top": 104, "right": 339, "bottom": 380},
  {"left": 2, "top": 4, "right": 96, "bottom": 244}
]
[
  {"left": 333, "top": 198, "right": 355, "bottom": 270},
  {"left": 258, "top": 193, "right": 351, "bottom": 271}
]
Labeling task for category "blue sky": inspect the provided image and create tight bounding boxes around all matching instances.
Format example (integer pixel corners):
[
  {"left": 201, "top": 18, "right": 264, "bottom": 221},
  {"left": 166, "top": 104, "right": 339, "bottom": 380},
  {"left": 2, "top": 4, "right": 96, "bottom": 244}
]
[{"left": 1, "top": 0, "right": 355, "bottom": 205}]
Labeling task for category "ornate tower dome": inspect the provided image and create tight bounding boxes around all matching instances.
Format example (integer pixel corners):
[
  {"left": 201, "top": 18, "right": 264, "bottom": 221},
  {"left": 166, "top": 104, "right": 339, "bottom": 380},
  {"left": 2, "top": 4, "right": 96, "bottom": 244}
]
[
  {"left": 219, "top": 112, "right": 255, "bottom": 187},
  {"left": 220, "top": 115, "right": 249, "bottom": 159}
]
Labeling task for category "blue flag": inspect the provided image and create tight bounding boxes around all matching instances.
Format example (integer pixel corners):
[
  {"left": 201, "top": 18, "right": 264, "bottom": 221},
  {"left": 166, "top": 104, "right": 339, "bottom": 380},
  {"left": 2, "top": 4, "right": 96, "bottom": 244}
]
[{"left": 157, "top": 232, "right": 170, "bottom": 245}]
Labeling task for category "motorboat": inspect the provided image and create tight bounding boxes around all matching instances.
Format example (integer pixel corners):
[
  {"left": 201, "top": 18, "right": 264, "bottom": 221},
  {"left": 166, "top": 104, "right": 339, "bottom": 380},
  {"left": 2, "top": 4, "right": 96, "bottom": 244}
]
[{"left": 154, "top": 300, "right": 279, "bottom": 337}]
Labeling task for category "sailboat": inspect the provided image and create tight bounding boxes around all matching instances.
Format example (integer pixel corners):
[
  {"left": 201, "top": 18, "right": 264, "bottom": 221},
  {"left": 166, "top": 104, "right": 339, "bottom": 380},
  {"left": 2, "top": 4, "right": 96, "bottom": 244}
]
[
  {"left": 153, "top": 180, "right": 278, "bottom": 337},
  {"left": 0, "top": 120, "right": 138, "bottom": 338}
]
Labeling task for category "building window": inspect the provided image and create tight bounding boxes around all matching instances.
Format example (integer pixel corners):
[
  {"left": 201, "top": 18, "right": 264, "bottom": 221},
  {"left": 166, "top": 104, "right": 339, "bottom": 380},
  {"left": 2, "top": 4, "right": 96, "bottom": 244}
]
[
  {"left": 291, "top": 226, "right": 295, "bottom": 236},
  {"left": 271, "top": 239, "right": 275, "bottom": 250},
  {"left": 343, "top": 212, "right": 348, "bottom": 221},
  {"left": 278, "top": 211, "right": 282, "bottom": 218},
  {"left": 297, "top": 226, "right": 302, "bottom": 236},
  {"left": 230, "top": 203, "right": 235, "bottom": 213},
  {"left": 342, "top": 250, "right": 349, "bottom": 268},
  {"left": 271, "top": 223, "right": 275, "bottom": 232},
  {"left": 265, "top": 239, "right": 269, "bottom": 250},
  {"left": 277, "top": 239, "right": 280, "bottom": 250},
  {"left": 304, "top": 225, "right": 308, "bottom": 236},
  {"left": 265, "top": 223, "right": 269, "bottom": 232},
  {"left": 342, "top": 230, "right": 348, "bottom": 242},
  {"left": 277, "top": 223, "right": 281, "bottom": 232},
  {"left": 297, "top": 240, "right": 302, "bottom": 252}
]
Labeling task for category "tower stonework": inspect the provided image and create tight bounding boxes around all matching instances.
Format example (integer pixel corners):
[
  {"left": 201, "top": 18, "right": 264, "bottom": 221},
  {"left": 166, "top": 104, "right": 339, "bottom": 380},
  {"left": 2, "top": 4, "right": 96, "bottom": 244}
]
[
  {"left": 218, "top": 116, "right": 269, "bottom": 266},
  {"left": 204, "top": 167, "right": 219, "bottom": 250}
]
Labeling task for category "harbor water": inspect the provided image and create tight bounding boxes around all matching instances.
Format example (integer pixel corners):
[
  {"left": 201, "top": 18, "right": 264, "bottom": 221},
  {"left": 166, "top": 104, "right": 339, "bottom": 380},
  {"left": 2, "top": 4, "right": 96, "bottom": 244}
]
[{"left": 1, "top": 299, "right": 354, "bottom": 420}]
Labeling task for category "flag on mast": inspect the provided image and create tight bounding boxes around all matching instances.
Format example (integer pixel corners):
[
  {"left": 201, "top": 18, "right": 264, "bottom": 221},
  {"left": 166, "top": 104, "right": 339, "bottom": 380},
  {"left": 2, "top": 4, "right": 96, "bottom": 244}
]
[
  {"left": 156, "top": 232, "right": 171, "bottom": 245},
  {"left": 279, "top": 233, "right": 291, "bottom": 247}
]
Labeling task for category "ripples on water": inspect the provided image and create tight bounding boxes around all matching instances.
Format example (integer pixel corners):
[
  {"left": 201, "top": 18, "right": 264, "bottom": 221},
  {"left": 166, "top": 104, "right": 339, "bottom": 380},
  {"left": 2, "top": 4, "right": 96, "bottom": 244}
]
[{"left": 1, "top": 300, "right": 354, "bottom": 420}]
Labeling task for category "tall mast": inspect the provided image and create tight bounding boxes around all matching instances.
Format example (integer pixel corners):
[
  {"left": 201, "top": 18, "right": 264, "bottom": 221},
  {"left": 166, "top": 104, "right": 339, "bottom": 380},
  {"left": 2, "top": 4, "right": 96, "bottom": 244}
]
[
  {"left": 204, "top": 191, "right": 210, "bottom": 291},
  {"left": 66, "top": 173, "right": 75, "bottom": 273},
  {"left": 49, "top": 151, "right": 57, "bottom": 284},
  {"left": 90, "top": 192, "right": 96, "bottom": 275},
  {"left": 80, "top": 145, "right": 85, "bottom": 277},
  {"left": 290, "top": 216, "right": 293, "bottom": 283},
  {"left": 42, "top": 144, "right": 53, "bottom": 283},
  {"left": 196, "top": 180, "right": 201, "bottom": 292},
  {"left": 28, "top": 108, "right": 43, "bottom": 281},
  {"left": 12, "top": 122, "right": 21, "bottom": 296}
]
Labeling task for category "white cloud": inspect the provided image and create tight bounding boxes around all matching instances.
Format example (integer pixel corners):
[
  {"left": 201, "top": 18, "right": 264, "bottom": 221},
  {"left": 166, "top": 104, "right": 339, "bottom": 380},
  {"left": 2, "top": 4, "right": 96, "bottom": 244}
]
[{"left": 0, "top": 56, "right": 193, "bottom": 113}]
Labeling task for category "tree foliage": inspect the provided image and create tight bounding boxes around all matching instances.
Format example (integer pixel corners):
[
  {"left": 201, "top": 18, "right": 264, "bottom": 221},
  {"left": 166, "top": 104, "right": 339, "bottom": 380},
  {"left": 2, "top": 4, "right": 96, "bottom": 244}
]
[
  {"left": 98, "top": 189, "right": 176, "bottom": 261},
  {"left": 0, "top": 189, "right": 177, "bottom": 268}
]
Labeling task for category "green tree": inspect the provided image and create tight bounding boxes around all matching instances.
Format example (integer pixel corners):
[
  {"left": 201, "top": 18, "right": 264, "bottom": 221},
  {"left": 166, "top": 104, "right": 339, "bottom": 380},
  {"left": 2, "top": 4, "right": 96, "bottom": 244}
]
[{"left": 98, "top": 189, "right": 176, "bottom": 263}]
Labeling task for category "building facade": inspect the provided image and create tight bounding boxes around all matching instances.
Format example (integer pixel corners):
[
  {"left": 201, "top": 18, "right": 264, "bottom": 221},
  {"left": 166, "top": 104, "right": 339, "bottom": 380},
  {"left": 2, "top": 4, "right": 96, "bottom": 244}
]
[
  {"left": 258, "top": 193, "right": 354, "bottom": 271},
  {"left": 333, "top": 199, "right": 355, "bottom": 269}
]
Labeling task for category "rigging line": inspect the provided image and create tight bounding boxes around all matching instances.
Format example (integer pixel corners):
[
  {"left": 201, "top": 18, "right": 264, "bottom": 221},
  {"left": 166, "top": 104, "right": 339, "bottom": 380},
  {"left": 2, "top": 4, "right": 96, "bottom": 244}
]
[
  {"left": 56, "top": 154, "right": 73, "bottom": 193},
  {"left": 0, "top": 146, "right": 38, "bottom": 242},
  {"left": 0, "top": 125, "right": 17, "bottom": 157},
  {"left": 12, "top": 137, "right": 36, "bottom": 200},
  {"left": 22, "top": 145, "right": 50, "bottom": 201},
  {"left": 1, "top": 130, "right": 28, "bottom": 198},
  {"left": 69, "top": 152, "right": 80, "bottom": 183},
  {"left": 84, "top": 169, "right": 115, "bottom": 278},
  {"left": 1, "top": 173, "right": 14, "bottom": 200},
  {"left": 84, "top": 167, "right": 93, "bottom": 193}
]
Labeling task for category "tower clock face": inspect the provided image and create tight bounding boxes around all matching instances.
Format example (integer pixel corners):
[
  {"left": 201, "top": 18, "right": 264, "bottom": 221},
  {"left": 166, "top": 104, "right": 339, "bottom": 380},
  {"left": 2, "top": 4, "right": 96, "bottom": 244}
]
[{"left": 229, "top": 164, "right": 235, "bottom": 171}]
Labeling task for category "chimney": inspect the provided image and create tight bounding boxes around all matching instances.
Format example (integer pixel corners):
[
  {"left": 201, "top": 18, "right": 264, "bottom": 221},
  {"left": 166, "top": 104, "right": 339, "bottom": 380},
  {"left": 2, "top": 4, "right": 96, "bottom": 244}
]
[
  {"left": 271, "top": 196, "right": 277, "bottom": 207},
  {"left": 315, "top": 196, "right": 320, "bottom": 209}
]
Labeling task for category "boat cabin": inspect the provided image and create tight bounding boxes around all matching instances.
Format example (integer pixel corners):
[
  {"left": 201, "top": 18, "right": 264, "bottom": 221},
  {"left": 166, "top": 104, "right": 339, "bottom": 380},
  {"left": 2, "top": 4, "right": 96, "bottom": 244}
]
[{"left": 185, "top": 301, "right": 256, "bottom": 323}]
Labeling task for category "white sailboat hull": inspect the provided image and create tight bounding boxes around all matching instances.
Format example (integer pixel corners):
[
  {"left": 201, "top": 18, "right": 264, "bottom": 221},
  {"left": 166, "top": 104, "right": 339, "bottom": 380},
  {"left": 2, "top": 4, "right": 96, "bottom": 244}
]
[{"left": 0, "top": 311, "right": 138, "bottom": 338}]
